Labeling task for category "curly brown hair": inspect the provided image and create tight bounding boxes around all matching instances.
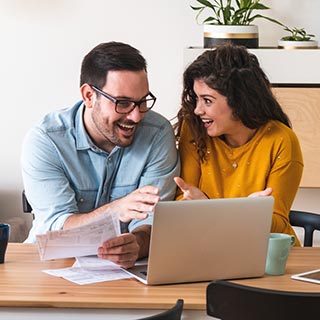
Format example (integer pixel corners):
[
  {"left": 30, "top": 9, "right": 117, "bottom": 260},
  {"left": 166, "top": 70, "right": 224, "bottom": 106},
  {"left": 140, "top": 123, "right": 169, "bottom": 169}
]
[{"left": 174, "top": 42, "right": 291, "bottom": 162}]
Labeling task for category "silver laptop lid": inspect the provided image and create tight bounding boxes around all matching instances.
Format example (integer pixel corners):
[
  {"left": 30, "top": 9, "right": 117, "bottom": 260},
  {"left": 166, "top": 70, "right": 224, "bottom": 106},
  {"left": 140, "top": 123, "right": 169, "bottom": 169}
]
[{"left": 145, "top": 196, "right": 274, "bottom": 285}]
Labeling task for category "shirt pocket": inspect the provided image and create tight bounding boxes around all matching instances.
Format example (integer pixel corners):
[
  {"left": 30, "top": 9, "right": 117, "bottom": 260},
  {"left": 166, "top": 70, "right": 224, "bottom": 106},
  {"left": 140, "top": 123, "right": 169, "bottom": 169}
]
[
  {"left": 75, "top": 189, "right": 98, "bottom": 212},
  {"left": 109, "top": 184, "right": 138, "bottom": 202}
]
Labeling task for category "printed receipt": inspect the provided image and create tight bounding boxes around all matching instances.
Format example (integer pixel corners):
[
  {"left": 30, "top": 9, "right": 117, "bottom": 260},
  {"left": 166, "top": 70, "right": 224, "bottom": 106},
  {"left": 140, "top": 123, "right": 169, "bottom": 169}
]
[{"left": 36, "top": 213, "right": 120, "bottom": 261}]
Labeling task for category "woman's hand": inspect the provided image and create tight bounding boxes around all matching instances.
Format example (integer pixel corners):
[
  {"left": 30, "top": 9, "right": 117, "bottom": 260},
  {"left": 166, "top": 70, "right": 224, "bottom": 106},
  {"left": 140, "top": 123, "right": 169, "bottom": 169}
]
[
  {"left": 174, "top": 177, "right": 208, "bottom": 200},
  {"left": 175, "top": 176, "right": 272, "bottom": 200},
  {"left": 248, "top": 187, "right": 273, "bottom": 198}
]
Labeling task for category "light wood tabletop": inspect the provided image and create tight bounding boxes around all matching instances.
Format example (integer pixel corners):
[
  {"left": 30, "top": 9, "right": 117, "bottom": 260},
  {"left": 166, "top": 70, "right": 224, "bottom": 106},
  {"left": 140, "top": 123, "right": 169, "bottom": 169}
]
[{"left": 1, "top": 243, "right": 320, "bottom": 312}]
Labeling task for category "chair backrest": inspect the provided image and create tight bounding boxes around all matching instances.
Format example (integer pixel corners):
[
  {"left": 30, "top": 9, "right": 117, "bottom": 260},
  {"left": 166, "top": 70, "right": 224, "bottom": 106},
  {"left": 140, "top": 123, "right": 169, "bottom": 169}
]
[
  {"left": 137, "top": 299, "right": 184, "bottom": 320},
  {"left": 289, "top": 210, "right": 320, "bottom": 247},
  {"left": 207, "top": 280, "right": 320, "bottom": 320},
  {"left": 22, "top": 190, "right": 32, "bottom": 213}
]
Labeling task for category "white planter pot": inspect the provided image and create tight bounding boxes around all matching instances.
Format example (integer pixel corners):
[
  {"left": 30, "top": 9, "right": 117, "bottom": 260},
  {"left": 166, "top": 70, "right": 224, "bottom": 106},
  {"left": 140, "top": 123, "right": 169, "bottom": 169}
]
[
  {"left": 278, "top": 40, "right": 318, "bottom": 49},
  {"left": 203, "top": 25, "right": 259, "bottom": 48}
]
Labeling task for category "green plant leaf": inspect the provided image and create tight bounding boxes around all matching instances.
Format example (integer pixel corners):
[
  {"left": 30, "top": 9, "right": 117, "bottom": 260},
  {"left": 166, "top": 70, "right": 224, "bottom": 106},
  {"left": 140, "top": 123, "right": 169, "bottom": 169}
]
[
  {"left": 190, "top": 5, "right": 205, "bottom": 11},
  {"left": 190, "top": 0, "right": 285, "bottom": 26},
  {"left": 204, "top": 16, "right": 218, "bottom": 23},
  {"left": 247, "top": 14, "right": 284, "bottom": 26},
  {"left": 251, "top": 3, "right": 270, "bottom": 10},
  {"left": 281, "top": 26, "right": 315, "bottom": 41},
  {"left": 241, "top": 0, "right": 251, "bottom": 8}
]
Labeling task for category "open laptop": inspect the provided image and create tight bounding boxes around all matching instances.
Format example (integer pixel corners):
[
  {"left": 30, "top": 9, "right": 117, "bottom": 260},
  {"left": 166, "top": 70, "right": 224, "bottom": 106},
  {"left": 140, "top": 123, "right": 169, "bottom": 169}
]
[{"left": 122, "top": 196, "right": 274, "bottom": 285}]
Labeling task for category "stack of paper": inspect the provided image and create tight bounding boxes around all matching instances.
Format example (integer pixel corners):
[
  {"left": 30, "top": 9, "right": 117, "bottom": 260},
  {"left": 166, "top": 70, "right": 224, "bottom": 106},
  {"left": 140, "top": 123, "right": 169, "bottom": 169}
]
[
  {"left": 36, "top": 213, "right": 120, "bottom": 260},
  {"left": 43, "top": 256, "right": 132, "bottom": 285}
]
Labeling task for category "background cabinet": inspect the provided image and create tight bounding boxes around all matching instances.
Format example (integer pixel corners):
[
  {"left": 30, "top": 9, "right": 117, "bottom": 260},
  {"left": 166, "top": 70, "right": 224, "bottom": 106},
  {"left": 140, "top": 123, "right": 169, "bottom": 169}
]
[{"left": 273, "top": 87, "right": 320, "bottom": 187}]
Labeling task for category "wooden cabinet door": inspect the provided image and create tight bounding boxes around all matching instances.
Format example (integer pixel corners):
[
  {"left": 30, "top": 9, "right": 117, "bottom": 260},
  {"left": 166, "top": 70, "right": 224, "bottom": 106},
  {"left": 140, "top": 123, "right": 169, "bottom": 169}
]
[{"left": 273, "top": 87, "right": 320, "bottom": 187}]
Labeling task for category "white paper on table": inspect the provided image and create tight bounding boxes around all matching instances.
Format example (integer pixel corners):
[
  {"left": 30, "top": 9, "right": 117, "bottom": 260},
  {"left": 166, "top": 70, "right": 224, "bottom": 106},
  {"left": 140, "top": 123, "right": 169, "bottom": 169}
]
[
  {"left": 42, "top": 255, "right": 148, "bottom": 285},
  {"left": 36, "top": 213, "right": 120, "bottom": 261},
  {"left": 43, "top": 255, "right": 132, "bottom": 285},
  {"left": 43, "top": 266, "right": 131, "bottom": 285}
]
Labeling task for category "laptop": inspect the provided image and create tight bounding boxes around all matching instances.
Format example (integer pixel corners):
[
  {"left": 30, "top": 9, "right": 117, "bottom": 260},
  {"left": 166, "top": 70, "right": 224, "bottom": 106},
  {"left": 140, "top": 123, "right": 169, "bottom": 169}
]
[{"left": 122, "top": 196, "right": 274, "bottom": 285}]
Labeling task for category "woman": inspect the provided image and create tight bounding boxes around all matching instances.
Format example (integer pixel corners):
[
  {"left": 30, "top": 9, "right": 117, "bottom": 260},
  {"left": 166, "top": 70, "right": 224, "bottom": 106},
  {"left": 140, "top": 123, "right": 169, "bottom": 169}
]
[{"left": 174, "top": 43, "right": 303, "bottom": 243}]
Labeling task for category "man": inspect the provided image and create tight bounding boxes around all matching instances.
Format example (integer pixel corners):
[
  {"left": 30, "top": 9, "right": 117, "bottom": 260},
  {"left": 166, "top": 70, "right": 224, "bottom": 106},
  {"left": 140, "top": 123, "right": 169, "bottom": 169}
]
[{"left": 21, "top": 42, "right": 180, "bottom": 268}]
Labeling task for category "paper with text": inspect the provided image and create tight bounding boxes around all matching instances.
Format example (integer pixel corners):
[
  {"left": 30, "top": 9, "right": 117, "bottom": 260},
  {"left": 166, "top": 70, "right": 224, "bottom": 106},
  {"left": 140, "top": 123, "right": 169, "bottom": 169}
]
[
  {"left": 36, "top": 213, "right": 120, "bottom": 260},
  {"left": 43, "top": 256, "right": 130, "bottom": 284},
  {"left": 42, "top": 256, "right": 149, "bottom": 285}
]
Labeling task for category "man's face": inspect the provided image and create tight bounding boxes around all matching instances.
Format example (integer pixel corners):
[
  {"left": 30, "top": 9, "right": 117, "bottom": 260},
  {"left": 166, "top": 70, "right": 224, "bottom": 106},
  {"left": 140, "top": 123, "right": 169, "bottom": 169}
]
[{"left": 86, "top": 70, "right": 150, "bottom": 152}]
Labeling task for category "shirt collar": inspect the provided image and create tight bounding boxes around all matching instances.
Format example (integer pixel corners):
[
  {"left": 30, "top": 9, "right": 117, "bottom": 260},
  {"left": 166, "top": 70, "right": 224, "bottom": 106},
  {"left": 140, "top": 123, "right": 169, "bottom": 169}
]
[
  {"left": 75, "top": 102, "right": 93, "bottom": 150},
  {"left": 75, "top": 102, "right": 121, "bottom": 155}
]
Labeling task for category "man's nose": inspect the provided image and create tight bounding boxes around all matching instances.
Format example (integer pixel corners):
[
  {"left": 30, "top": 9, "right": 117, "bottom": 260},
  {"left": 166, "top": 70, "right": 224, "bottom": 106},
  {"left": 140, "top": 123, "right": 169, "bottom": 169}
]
[{"left": 126, "top": 105, "right": 144, "bottom": 122}]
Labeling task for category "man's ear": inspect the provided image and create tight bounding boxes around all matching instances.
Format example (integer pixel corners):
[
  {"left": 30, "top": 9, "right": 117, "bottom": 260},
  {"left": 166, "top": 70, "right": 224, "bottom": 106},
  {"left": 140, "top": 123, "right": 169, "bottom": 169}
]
[{"left": 80, "top": 83, "right": 95, "bottom": 108}]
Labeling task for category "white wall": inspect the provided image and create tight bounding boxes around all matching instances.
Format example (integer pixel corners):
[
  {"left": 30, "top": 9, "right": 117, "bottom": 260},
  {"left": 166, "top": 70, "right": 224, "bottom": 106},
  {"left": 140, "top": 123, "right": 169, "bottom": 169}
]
[{"left": 0, "top": 0, "right": 319, "bottom": 238}]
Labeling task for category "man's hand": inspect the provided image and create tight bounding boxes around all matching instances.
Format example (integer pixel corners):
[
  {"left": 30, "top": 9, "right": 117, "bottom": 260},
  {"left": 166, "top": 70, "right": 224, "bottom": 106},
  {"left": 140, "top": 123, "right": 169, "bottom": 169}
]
[
  {"left": 64, "top": 185, "right": 156, "bottom": 267},
  {"left": 108, "top": 185, "right": 160, "bottom": 222},
  {"left": 64, "top": 185, "right": 160, "bottom": 230},
  {"left": 98, "top": 225, "right": 151, "bottom": 268},
  {"left": 97, "top": 187, "right": 156, "bottom": 268},
  {"left": 174, "top": 177, "right": 208, "bottom": 200},
  {"left": 98, "top": 233, "right": 139, "bottom": 268}
]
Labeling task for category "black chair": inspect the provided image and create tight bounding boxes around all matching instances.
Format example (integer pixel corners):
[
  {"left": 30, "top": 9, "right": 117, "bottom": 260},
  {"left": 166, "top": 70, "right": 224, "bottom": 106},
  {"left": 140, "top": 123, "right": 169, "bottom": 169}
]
[
  {"left": 22, "top": 190, "right": 32, "bottom": 213},
  {"left": 289, "top": 210, "right": 320, "bottom": 247},
  {"left": 137, "top": 299, "right": 184, "bottom": 320},
  {"left": 207, "top": 280, "right": 320, "bottom": 320}
]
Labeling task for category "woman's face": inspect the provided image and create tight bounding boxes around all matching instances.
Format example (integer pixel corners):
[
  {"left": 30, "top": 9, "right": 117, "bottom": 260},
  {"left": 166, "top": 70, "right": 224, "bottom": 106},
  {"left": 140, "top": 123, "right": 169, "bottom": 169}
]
[{"left": 193, "top": 79, "right": 240, "bottom": 138}]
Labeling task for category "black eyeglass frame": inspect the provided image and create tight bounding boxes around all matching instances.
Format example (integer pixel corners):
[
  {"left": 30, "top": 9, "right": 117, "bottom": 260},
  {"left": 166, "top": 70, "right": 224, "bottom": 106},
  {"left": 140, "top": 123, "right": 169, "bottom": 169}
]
[{"left": 90, "top": 85, "right": 157, "bottom": 114}]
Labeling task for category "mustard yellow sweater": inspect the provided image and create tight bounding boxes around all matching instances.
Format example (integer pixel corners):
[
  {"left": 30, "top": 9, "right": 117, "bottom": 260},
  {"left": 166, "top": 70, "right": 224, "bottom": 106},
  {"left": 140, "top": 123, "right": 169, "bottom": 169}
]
[{"left": 177, "top": 120, "right": 303, "bottom": 245}]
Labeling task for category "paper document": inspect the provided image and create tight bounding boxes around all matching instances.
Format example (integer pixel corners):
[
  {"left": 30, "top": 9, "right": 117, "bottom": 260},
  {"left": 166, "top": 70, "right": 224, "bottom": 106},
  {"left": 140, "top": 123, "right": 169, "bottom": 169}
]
[
  {"left": 36, "top": 213, "right": 120, "bottom": 261},
  {"left": 42, "top": 255, "right": 148, "bottom": 285},
  {"left": 43, "top": 256, "right": 131, "bottom": 285}
]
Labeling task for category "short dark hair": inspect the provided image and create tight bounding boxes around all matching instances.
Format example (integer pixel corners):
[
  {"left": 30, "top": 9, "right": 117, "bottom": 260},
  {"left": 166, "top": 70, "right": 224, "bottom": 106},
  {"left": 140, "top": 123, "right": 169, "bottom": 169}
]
[
  {"left": 175, "top": 42, "right": 291, "bottom": 161},
  {"left": 80, "top": 41, "right": 147, "bottom": 88}
]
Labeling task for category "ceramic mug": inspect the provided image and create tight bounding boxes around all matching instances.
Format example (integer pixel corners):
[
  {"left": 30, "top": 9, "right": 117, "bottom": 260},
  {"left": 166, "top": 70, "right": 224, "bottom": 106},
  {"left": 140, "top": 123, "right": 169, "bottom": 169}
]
[
  {"left": 0, "top": 223, "right": 10, "bottom": 264},
  {"left": 265, "top": 233, "right": 295, "bottom": 276}
]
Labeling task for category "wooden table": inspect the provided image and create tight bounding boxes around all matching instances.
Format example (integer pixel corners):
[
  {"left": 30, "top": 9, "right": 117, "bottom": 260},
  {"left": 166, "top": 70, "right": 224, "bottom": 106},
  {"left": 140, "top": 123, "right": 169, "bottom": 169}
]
[{"left": 1, "top": 244, "right": 320, "bottom": 320}]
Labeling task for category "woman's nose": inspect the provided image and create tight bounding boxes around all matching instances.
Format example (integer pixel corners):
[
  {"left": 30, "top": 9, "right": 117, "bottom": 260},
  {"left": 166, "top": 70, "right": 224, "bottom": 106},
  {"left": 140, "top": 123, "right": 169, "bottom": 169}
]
[{"left": 194, "top": 101, "right": 204, "bottom": 116}]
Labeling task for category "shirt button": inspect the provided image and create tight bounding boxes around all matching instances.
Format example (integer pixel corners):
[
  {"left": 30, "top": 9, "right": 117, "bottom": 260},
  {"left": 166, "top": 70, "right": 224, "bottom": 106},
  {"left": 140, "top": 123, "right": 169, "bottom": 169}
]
[
  {"left": 108, "top": 157, "right": 112, "bottom": 161},
  {"left": 79, "top": 198, "right": 84, "bottom": 203}
]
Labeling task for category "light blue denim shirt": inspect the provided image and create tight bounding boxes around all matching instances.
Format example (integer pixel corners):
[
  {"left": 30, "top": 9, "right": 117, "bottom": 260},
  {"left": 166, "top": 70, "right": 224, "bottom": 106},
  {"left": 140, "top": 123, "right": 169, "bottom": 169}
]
[{"left": 21, "top": 102, "right": 180, "bottom": 243}]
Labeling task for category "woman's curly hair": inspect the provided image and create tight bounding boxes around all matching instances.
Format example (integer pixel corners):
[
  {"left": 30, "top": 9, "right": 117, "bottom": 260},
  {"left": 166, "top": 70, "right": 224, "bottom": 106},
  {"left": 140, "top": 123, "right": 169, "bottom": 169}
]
[{"left": 174, "top": 42, "right": 291, "bottom": 161}]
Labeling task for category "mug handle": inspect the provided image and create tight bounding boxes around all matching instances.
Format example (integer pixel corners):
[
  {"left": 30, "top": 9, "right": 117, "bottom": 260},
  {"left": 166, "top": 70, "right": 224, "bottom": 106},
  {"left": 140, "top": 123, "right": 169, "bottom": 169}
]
[{"left": 290, "top": 235, "right": 296, "bottom": 247}]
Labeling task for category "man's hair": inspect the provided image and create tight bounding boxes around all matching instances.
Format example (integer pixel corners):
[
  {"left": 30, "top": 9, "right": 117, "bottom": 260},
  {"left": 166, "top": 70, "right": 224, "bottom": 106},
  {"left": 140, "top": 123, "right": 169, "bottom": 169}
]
[
  {"left": 80, "top": 41, "right": 147, "bottom": 88},
  {"left": 175, "top": 42, "right": 291, "bottom": 161}
]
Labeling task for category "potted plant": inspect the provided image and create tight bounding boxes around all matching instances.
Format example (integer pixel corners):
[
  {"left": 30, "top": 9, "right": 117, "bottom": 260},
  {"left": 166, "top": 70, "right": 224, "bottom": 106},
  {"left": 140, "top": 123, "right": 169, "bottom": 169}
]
[
  {"left": 278, "top": 26, "right": 318, "bottom": 49},
  {"left": 191, "top": 0, "right": 283, "bottom": 48}
]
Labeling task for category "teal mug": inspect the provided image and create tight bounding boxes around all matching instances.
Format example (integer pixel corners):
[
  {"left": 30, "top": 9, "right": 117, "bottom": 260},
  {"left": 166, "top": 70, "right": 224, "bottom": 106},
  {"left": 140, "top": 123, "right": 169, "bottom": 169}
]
[{"left": 265, "top": 233, "right": 295, "bottom": 276}]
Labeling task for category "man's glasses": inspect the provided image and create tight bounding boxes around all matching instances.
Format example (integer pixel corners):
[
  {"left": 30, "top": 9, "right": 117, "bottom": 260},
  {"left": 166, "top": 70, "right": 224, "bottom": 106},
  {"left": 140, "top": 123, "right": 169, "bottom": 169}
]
[{"left": 90, "top": 85, "right": 157, "bottom": 114}]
